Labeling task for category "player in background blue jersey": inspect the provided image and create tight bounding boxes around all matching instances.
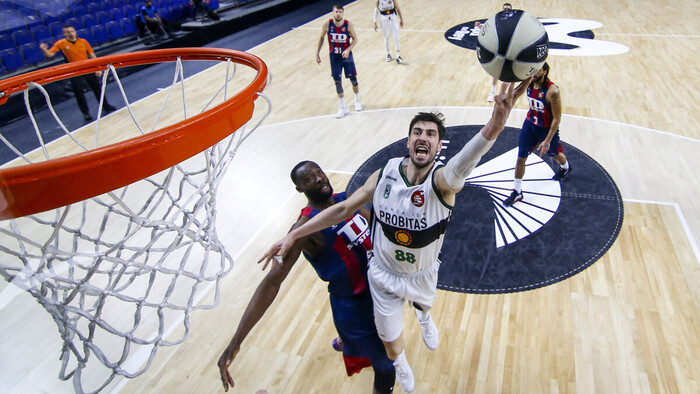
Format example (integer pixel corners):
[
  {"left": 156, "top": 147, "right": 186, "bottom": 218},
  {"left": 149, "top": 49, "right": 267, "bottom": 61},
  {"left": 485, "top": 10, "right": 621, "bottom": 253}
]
[
  {"left": 504, "top": 62, "right": 571, "bottom": 207},
  {"left": 218, "top": 161, "right": 394, "bottom": 393},
  {"left": 316, "top": 4, "right": 363, "bottom": 119}
]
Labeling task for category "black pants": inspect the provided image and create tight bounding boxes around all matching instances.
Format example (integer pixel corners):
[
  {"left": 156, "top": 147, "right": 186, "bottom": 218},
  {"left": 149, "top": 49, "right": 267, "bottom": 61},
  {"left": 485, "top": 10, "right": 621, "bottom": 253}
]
[{"left": 69, "top": 73, "right": 112, "bottom": 115}]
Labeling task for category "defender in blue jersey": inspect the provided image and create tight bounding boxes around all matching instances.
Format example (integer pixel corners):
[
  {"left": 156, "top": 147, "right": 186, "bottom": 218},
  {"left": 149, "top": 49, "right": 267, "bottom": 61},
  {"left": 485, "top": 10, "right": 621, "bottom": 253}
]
[
  {"left": 218, "top": 161, "right": 394, "bottom": 393},
  {"left": 504, "top": 62, "right": 571, "bottom": 207},
  {"left": 315, "top": 4, "right": 363, "bottom": 119}
]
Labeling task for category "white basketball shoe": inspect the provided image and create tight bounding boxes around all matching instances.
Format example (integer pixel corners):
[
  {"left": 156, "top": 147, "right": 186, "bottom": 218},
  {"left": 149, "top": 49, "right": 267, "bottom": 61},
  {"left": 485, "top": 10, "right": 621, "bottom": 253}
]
[
  {"left": 393, "top": 351, "right": 415, "bottom": 392},
  {"left": 354, "top": 99, "right": 363, "bottom": 112},
  {"left": 416, "top": 309, "right": 438, "bottom": 350},
  {"left": 336, "top": 105, "right": 349, "bottom": 119}
]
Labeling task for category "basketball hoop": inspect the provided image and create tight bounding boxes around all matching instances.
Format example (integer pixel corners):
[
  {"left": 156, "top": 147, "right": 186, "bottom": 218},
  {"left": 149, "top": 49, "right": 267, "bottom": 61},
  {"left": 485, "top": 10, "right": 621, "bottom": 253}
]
[{"left": 0, "top": 48, "right": 270, "bottom": 393}]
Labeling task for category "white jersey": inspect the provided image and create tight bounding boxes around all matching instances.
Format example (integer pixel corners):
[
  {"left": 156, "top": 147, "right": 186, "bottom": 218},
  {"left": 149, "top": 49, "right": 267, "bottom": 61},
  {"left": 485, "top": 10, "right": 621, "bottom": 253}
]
[
  {"left": 370, "top": 157, "right": 452, "bottom": 274},
  {"left": 377, "top": 0, "right": 396, "bottom": 13}
]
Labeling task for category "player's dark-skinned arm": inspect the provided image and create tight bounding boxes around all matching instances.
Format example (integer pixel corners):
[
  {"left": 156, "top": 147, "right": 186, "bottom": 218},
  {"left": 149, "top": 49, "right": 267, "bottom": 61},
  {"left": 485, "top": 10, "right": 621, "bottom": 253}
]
[
  {"left": 259, "top": 171, "right": 379, "bottom": 268},
  {"left": 217, "top": 222, "right": 305, "bottom": 392},
  {"left": 343, "top": 21, "right": 358, "bottom": 58},
  {"left": 537, "top": 85, "right": 562, "bottom": 157},
  {"left": 315, "top": 21, "right": 328, "bottom": 64}
]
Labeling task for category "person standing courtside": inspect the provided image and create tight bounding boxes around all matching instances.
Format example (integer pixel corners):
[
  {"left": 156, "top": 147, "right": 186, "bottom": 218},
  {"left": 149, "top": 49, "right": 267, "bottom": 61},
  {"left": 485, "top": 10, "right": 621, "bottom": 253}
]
[
  {"left": 503, "top": 62, "right": 571, "bottom": 207},
  {"left": 316, "top": 4, "right": 363, "bottom": 119},
  {"left": 374, "top": 0, "right": 404, "bottom": 63},
  {"left": 261, "top": 80, "right": 531, "bottom": 392},
  {"left": 218, "top": 161, "right": 395, "bottom": 393},
  {"left": 39, "top": 25, "right": 116, "bottom": 122}
]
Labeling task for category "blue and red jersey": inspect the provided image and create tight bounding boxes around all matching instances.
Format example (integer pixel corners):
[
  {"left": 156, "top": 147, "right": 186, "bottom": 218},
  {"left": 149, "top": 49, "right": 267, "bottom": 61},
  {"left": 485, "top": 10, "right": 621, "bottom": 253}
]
[
  {"left": 525, "top": 80, "right": 555, "bottom": 128},
  {"left": 327, "top": 19, "right": 351, "bottom": 55},
  {"left": 301, "top": 192, "right": 372, "bottom": 297}
]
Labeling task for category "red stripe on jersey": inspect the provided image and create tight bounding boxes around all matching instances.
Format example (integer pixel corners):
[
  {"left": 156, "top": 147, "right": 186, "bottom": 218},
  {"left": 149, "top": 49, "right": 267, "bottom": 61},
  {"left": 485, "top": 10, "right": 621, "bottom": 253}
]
[
  {"left": 333, "top": 233, "right": 367, "bottom": 294},
  {"left": 300, "top": 206, "right": 313, "bottom": 218}
]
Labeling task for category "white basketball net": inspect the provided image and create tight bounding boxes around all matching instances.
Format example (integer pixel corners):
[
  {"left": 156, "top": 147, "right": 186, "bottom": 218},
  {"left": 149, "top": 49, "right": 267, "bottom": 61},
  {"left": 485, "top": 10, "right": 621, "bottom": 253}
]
[{"left": 0, "top": 55, "right": 270, "bottom": 393}]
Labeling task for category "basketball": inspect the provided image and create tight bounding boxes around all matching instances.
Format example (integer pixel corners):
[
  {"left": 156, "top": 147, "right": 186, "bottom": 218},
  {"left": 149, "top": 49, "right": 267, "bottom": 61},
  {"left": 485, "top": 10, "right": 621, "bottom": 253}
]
[{"left": 476, "top": 9, "right": 549, "bottom": 82}]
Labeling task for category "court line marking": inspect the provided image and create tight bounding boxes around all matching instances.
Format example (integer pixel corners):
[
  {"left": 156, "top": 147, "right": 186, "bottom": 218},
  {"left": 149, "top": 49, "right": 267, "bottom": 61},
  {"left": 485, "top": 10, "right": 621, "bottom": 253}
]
[
  {"left": 596, "top": 33, "right": 700, "bottom": 38},
  {"left": 109, "top": 191, "right": 298, "bottom": 393},
  {"left": 293, "top": 26, "right": 700, "bottom": 38},
  {"left": 623, "top": 199, "right": 700, "bottom": 267},
  {"left": 258, "top": 106, "right": 700, "bottom": 144}
]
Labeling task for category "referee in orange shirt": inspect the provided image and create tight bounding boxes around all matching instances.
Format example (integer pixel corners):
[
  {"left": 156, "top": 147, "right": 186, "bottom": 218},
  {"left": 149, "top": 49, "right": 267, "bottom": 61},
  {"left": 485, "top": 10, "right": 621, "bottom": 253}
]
[{"left": 40, "top": 25, "right": 116, "bottom": 122}]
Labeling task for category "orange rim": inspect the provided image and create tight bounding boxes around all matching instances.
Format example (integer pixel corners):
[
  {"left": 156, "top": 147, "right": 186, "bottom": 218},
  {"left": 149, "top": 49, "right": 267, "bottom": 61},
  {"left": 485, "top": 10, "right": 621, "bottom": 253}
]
[{"left": 0, "top": 48, "right": 268, "bottom": 220}]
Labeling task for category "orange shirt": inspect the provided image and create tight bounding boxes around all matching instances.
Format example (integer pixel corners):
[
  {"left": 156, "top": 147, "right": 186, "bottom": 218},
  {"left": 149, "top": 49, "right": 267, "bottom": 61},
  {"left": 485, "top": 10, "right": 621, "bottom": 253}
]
[{"left": 49, "top": 38, "right": 93, "bottom": 63}]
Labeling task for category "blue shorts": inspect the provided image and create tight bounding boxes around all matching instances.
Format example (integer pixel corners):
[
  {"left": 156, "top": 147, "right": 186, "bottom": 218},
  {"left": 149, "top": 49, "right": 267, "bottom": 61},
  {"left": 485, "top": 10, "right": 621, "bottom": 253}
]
[
  {"left": 329, "top": 52, "right": 357, "bottom": 80},
  {"left": 329, "top": 291, "right": 393, "bottom": 374},
  {"left": 518, "top": 119, "right": 562, "bottom": 158}
]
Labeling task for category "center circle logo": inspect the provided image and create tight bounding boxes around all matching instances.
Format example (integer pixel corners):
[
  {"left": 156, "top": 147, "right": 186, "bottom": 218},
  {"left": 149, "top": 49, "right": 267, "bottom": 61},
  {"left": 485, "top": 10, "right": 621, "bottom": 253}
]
[
  {"left": 348, "top": 125, "right": 623, "bottom": 294},
  {"left": 445, "top": 18, "right": 629, "bottom": 57}
]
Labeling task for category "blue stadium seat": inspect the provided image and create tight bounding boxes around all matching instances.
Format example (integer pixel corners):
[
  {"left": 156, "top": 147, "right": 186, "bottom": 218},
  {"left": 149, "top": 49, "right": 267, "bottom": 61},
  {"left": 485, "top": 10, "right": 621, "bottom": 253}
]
[
  {"left": 0, "top": 48, "right": 25, "bottom": 72},
  {"left": 32, "top": 25, "right": 52, "bottom": 43},
  {"left": 97, "top": 11, "right": 112, "bottom": 25},
  {"left": 73, "top": 5, "right": 88, "bottom": 18},
  {"left": 11, "top": 30, "right": 34, "bottom": 47},
  {"left": 48, "top": 21, "right": 64, "bottom": 38},
  {"left": 0, "top": 61, "right": 6, "bottom": 75},
  {"left": 0, "top": 35, "right": 14, "bottom": 51},
  {"left": 123, "top": 5, "right": 137, "bottom": 19},
  {"left": 81, "top": 14, "right": 97, "bottom": 29},
  {"left": 41, "top": 12, "right": 61, "bottom": 25},
  {"left": 59, "top": 12, "right": 74, "bottom": 24},
  {"left": 87, "top": 3, "right": 102, "bottom": 15},
  {"left": 19, "top": 42, "right": 44, "bottom": 64},
  {"left": 76, "top": 28, "right": 94, "bottom": 45},
  {"left": 119, "top": 17, "right": 136, "bottom": 36},
  {"left": 106, "top": 21, "right": 124, "bottom": 40},
  {"left": 90, "top": 25, "right": 110, "bottom": 45},
  {"left": 4, "top": 18, "right": 27, "bottom": 35},
  {"left": 48, "top": 1, "right": 66, "bottom": 14},
  {"left": 66, "top": 17, "right": 84, "bottom": 30},
  {"left": 111, "top": 7, "right": 125, "bottom": 21},
  {"left": 24, "top": 16, "right": 45, "bottom": 32}
]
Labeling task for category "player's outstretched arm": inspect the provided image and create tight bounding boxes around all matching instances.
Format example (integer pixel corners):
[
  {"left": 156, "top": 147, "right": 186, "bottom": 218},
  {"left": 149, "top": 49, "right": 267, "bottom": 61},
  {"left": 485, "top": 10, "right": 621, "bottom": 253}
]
[
  {"left": 436, "top": 78, "right": 532, "bottom": 194},
  {"left": 218, "top": 239, "right": 302, "bottom": 391},
  {"left": 259, "top": 170, "right": 380, "bottom": 267}
]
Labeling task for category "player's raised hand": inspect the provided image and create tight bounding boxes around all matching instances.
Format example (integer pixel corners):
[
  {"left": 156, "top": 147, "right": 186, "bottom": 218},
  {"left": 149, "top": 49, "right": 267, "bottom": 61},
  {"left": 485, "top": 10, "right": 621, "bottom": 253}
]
[
  {"left": 217, "top": 343, "right": 240, "bottom": 391},
  {"left": 492, "top": 77, "right": 532, "bottom": 125},
  {"left": 258, "top": 234, "right": 295, "bottom": 270}
]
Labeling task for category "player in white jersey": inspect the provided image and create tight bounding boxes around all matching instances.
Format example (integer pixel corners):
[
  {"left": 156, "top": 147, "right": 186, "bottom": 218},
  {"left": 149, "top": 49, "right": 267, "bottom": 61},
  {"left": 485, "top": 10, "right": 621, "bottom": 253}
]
[
  {"left": 260, "top": 79, "right": 531, "bottom": 392},
  {"left": 374, "top": 0, "right": 404, "bottom": 63}
]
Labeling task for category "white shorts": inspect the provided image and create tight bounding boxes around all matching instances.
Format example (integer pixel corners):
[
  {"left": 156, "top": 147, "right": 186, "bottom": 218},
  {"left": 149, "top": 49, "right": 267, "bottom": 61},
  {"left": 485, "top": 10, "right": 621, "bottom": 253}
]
[
  {"left": 367, "top": 257, "right": 440, "bottom": 343},
  {"left": 380, "top": 14, "right": 400, "bottom": 39}
]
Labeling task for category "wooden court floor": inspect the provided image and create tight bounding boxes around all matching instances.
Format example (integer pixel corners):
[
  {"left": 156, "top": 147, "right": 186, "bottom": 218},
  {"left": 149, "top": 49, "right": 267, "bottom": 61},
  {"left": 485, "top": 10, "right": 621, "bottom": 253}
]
[{"left": 0, "top": 0, "right": 699, "bottom": 393}]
